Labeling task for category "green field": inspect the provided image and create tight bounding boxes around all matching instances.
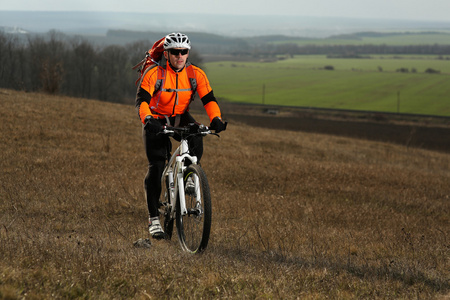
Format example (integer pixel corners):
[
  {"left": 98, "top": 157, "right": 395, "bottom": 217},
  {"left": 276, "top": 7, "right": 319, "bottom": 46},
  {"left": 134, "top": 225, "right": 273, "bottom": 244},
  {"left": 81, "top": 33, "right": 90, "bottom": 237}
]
[{"left": 205, "top": 55, "right": 450, "bottom": 116}]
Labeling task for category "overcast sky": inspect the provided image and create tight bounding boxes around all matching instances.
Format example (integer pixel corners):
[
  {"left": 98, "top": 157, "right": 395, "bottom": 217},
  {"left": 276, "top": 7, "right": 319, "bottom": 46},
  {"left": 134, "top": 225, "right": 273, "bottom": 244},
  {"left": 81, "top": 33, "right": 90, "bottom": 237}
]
[{"left": 1, "top": 0, "right": 450, "bottom": 22}]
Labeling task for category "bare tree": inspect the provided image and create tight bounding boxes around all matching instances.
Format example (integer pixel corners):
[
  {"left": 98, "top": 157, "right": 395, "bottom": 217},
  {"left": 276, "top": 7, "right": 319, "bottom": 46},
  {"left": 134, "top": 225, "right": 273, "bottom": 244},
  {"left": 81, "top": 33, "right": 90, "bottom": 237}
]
[
  {"left": 95, "top": 44, "right": 128, "bottom": 102},
  {"left": 0, "top": 33, "right": 25, "bottom": 89},
  {"left": 68, "top": 37, "right": 96, "bottom": 98},
  {"left": 40, "top": 59, "right": 64, "bottom": 94},
  {"left": 27, "top": 32, "right": 67, "bottom": 94}
]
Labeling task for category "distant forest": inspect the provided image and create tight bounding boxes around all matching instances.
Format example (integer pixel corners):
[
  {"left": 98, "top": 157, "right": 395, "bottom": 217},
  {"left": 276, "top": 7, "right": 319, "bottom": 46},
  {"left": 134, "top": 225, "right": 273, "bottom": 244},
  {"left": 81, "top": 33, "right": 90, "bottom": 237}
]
[{"left": 1, "top": 30, "right": 450, "bottom": 103}]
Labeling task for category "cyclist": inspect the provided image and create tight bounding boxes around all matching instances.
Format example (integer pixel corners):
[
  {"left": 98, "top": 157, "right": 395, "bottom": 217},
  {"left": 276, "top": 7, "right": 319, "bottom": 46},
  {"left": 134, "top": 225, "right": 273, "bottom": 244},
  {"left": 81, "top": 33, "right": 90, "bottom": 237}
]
[{"left": 135, "top": 32, "right": 227, "bottom": 239}]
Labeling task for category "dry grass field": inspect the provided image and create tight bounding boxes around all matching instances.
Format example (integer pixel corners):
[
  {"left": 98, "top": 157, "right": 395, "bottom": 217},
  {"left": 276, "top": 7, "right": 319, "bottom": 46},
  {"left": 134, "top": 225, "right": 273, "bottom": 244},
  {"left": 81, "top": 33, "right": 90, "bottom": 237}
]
[{"left": 1, "top": 89, "right": 449, "bottom": 299}]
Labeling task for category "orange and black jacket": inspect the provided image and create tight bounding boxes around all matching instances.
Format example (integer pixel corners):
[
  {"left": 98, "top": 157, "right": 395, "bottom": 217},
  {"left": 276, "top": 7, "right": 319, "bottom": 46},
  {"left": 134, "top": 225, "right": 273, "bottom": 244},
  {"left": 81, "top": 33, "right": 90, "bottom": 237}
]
[{"left": 135, "top": 61, "right": 221, "bottom": 124}]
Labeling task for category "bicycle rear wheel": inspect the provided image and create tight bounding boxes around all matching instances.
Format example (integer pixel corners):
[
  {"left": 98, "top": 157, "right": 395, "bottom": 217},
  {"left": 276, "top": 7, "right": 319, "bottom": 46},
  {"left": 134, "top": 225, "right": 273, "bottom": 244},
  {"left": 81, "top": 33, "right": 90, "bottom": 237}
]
[{"left": 176, "top": 164, "right": 212, "bottom": 253}]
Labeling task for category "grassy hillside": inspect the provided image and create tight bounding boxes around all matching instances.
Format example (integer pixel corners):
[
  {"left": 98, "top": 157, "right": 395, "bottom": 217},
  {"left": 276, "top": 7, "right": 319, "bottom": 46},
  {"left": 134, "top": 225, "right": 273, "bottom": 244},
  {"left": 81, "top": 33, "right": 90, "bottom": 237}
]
[
  {"left": 1, "top": 89, "right": 449, "bottom": 299},
  {"left": 205, "top": 55, "right": 450, "bottom": 116}
]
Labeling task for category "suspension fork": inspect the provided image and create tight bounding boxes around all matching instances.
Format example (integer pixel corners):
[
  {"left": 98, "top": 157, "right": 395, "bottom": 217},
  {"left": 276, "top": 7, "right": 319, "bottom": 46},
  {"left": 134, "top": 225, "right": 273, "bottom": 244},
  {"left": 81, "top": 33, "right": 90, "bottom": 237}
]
[{"left": 175, "top": 139, "right": 197, "bottom": 217}]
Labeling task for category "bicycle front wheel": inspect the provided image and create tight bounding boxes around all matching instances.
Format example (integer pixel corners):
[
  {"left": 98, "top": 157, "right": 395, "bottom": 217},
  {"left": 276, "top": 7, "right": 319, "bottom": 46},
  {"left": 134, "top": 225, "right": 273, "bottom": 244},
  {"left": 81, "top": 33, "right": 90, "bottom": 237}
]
[{"left": 176, "top": 164, "right": 212, "bottom": 253}]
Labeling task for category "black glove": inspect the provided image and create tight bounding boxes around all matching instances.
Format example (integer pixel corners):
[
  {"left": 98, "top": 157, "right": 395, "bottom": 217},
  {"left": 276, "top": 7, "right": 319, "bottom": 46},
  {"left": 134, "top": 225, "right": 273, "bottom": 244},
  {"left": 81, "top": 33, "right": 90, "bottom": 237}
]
[
  {"left": 210, "top": 117, "right": 227, "bottom": 133},
  {"left": 144, "top": 116, "right": 162, "bottom": 133}
]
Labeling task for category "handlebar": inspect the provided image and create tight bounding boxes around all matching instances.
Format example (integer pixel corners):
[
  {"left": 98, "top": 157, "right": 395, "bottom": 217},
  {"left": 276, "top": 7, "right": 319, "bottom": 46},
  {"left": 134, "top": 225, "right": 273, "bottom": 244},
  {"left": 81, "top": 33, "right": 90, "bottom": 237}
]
[{"left": 159, "top": 122, "right": 221, "bottom": 138}]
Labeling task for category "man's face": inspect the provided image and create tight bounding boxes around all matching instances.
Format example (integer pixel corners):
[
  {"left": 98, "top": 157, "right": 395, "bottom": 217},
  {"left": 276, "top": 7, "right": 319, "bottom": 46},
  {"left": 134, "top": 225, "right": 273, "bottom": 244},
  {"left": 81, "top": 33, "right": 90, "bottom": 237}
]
[{"left": 164, "top": 48, "right": 189, "bottom": 71}]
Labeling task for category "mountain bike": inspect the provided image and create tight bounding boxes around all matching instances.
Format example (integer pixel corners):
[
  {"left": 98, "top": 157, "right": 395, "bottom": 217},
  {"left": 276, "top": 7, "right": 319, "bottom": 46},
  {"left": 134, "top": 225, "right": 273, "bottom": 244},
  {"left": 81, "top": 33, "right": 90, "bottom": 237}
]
[{"left": 158, "top": 122, "right": 224, "bottom": 253}]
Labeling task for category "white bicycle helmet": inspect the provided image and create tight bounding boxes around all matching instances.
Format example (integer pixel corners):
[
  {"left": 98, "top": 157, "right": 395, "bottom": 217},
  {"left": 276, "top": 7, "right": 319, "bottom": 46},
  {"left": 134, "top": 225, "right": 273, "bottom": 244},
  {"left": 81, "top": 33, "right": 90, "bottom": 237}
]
[{"left": 163, "top": 32, "right": 191, "bottom": 50}]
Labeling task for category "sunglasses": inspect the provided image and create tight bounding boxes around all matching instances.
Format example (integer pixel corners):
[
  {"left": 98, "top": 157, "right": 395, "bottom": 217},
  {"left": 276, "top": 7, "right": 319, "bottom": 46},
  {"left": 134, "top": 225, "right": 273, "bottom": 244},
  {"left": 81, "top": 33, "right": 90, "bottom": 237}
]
[{"left": 168, "top": 49, "right": 189, "bottom": 56}]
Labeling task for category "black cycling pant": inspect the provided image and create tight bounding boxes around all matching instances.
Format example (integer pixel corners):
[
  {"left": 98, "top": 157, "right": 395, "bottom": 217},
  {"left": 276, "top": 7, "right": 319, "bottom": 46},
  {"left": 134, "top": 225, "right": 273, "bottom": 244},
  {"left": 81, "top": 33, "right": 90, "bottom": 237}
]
[{"left": 142, "top": 112, "right": 203, "bottom": 218}]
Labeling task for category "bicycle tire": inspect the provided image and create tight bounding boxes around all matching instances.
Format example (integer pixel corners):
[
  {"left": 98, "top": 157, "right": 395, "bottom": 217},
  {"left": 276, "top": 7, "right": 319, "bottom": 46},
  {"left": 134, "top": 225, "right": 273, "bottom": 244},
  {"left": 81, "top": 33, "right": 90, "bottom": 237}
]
[
  {"left": 176, "top": 164, "right": 212, "bottom": 253},
  {"left": 163, "top": 209, "right": 174, "bottom": 240},
  {"left": 160, "top": 176, "right": 174, "bottom": 240}
]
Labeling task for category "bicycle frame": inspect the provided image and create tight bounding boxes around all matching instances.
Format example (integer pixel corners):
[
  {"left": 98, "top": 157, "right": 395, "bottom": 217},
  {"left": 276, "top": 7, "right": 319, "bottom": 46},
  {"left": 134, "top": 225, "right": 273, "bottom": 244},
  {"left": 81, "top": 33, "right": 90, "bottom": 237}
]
[{"left": 162, "top": 138, "right": 198, "bottom": 218}]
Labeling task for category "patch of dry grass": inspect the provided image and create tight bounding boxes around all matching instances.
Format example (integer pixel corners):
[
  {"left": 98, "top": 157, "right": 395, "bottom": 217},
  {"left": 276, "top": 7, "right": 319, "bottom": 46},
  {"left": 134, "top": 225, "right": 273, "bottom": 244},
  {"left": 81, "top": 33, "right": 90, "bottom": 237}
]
[{"left": 1, "top": 89, "right": 449, "bottom": 299}]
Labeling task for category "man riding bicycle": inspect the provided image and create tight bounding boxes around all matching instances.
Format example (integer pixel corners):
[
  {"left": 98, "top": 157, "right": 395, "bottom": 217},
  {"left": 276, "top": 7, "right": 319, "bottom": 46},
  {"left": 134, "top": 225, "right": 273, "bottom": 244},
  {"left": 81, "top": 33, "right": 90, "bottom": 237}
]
[{"left": 135, "top": 32, "right": 227, "bottom": 239}]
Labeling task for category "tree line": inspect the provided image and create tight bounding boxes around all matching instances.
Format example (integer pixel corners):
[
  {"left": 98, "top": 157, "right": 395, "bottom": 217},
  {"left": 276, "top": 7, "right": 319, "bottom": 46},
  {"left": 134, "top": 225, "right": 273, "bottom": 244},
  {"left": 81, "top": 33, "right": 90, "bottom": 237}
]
[
  {"left": 243, "top": 43, "right": 450, "bottom": 57},
  {"left": 0, "top": 31, "right": 202, "bottom": 104}
]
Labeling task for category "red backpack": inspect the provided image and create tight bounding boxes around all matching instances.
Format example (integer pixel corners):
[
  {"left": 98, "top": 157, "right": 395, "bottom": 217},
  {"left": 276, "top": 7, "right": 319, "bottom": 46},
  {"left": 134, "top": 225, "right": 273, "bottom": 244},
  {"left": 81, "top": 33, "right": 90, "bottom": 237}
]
[{"left": 132, "top": 37, "right": 165, "bottom": 86}]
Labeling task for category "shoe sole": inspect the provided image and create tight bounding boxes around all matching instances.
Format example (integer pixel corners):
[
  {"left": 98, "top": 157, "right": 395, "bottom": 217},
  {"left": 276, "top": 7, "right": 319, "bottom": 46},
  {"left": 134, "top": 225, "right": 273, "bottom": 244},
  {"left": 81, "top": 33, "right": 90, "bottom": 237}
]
[{"left": 151, "top": 232, "right": 165, "bottom": 240}]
